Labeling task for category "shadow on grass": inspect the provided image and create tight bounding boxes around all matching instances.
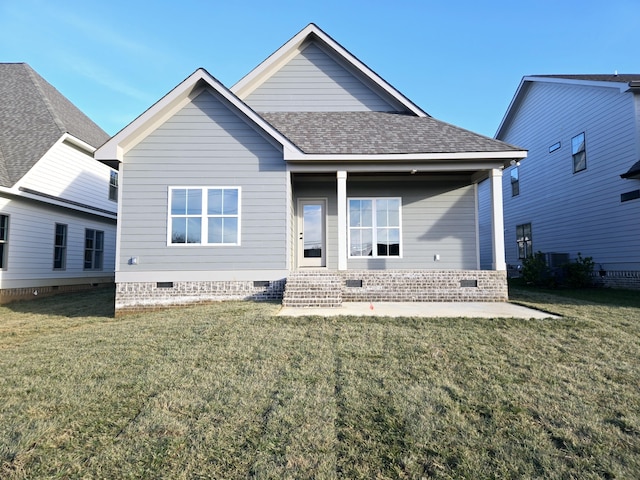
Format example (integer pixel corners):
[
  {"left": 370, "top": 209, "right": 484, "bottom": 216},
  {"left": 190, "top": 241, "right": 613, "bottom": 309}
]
[
  {"left": 4, "top": 286, "right": 115, "bottom": 318},
  {"left": 508, "top": 280, "right": 640, "bottom": 309}
]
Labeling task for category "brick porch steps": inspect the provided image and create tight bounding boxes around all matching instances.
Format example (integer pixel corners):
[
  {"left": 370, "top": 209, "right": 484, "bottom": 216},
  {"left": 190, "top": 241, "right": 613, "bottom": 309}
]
[{"left": 282, "top": 271, "right": 342, "bottom": 307}]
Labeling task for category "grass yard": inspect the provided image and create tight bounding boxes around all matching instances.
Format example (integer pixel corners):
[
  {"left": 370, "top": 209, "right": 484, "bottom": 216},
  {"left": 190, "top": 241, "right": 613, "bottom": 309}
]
[{"left": 1, "top": 287, "right": 639, "bottom": 479}]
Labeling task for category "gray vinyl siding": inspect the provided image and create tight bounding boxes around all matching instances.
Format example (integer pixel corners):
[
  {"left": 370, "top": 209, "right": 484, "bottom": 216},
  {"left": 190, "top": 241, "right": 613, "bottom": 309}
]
[
  {"left": 119, "top": 89, "right": 288, "bottom": 274},
  {"left": 244, "top": 42, "right": 402, "bottom": 112},
  {"left": 499, "top": 81, "right": 640, "bottom": 270},
  {"left": 293, "top": 175, "right": 477, "bottom": 270},
  {"left": 0, "top": 195, "right": 115, "bottom": 288}
]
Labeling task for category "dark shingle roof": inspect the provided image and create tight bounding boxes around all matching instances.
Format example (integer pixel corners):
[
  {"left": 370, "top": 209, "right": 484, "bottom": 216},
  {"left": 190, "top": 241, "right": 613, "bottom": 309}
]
[
  {"left": 260, "top": 111, "right": 522, "bottom": 155},
  {"left": 530, "top": 74, "right": 640, "bottom": 83},
  {"left": 0, "top": 63, "right": 109, "bottom": 187}
]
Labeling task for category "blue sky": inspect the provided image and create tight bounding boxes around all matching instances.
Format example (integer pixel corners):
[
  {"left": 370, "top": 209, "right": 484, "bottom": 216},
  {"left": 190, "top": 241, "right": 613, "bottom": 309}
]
[{"left": 1, "top": 0, "right": 638, "bottom": 137}]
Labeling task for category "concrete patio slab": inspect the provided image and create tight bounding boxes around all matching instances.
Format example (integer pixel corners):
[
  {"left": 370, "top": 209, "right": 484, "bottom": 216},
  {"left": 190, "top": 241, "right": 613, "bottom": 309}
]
[{"left": 278, "top": 302, "right": 560, "bottom": 319}]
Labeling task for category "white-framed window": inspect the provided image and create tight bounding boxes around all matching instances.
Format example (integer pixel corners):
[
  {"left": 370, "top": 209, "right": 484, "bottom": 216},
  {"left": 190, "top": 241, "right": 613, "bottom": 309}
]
[
  {"left": 53, "top": 223, "right": 67, "bottom": 270},
  {"left": 109, "top": 171, "right": 118, "bottom": 201},
  {"left": 0, "top": 214, "right": 8, "bottom": 269},
  {"left": 572, "top": 132, "right": 586, "bottom": 173},
  {"left": 84, "top": 229, "right": 104, "bottom": 270},
  {"left": 168, "top": 187, "right": 240, "bottom": 245},
  {"left": 348, "top": 197, "right": 401, "bottom": 257},
  {"left": 516, "top": 223, "right": 532, "bottom": 259}
]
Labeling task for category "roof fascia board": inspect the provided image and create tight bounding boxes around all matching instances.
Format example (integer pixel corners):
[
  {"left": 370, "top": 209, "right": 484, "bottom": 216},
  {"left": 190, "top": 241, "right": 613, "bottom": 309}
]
[
  {"left": 495, "top": 77, "right": 528, "bottom": 139},
  {"left": 61, "top": 133, "right": 96, "bottom": 154},
  {"left": 0, "top": 185, "right": 117, "bottom": 220},
  {"left": 231, "top": 23, "right": 428, "bottom": 117},
  {"left": 286, "top": 161, "right": 509, "bottom": 174},
  {"left": 283, "top": 147, "right": 527, "bottom": 162},
  {"left": 95, "top": 69, "right": 301, "bottom": 162},
  {"left": 526, "top": 75, "right": 632, "bottom": 92}
]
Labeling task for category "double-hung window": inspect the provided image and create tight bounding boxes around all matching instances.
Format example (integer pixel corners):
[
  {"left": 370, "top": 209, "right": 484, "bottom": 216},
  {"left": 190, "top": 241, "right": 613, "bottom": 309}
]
[
  {"left": 572, "top": 132, "right": 586, "bottom": 173},
  {"left": 84, "top": 229, "right": 104, "bottom": 270},
  {"left": 349, "top": 198, "right": 401, "bottom": 257},
  {"left": 169, "top": 187, "right": 240, "bottom": 245},
  {"left": 0, "top": 214, "right": 8, "bottom": 269},
  {"left": 53, "top": 223, "right": 67, "bottom": 270},
  {"left": 516, "top": 223, "right": 532, "bottom": 259},
  {"left": 109, "top": 171, "right": 118, "bottom": 201}
]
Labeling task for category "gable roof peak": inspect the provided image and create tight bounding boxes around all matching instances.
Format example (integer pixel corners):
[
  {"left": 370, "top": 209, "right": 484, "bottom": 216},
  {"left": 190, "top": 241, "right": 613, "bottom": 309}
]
[
  {"left": 231, "top": 23, "right": 428, "bottom": 117},
  {"left": 95, "top": 67, "right": 302, "bottom": 163}
]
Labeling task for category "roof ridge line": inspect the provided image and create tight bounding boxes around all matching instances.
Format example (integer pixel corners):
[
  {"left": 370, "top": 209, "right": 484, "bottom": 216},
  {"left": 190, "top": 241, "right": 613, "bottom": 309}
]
[{"left": 23, "top": 64, "right": 66, "bottom": 135}]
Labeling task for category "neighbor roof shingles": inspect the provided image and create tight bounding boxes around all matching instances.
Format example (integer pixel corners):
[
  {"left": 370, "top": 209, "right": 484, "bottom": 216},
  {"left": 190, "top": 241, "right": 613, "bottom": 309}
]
[
  {"left": 530, "top": 74, "right": 640, "bottom": 83},
  {"left": 260, "top": 111, "right": 522, "bottom": 155},
  {"left": 0, "top": 63, "right": 109, "bottom": 187}
]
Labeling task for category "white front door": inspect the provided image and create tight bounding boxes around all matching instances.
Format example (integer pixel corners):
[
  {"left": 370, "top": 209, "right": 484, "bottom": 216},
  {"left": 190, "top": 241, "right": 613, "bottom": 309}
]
[{"left": 298, "top": 199, "right": 326, "bottom": 267}]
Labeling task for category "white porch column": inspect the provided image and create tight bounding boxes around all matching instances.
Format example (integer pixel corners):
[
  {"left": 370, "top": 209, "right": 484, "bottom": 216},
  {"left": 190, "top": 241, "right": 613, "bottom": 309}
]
[
  {"left": 337, "top": 170, "right": 347, "bottom": 270},
  {"left": 490, "top": 168, "right": 506, "bottom": 271}
]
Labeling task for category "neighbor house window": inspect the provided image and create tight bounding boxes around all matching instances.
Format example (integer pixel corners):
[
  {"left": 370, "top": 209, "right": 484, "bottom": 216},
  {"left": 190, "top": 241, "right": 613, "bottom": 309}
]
[
  {"left": 572, "top": 132, "right": 586, "bottom": 173},
  {"left": 511, "top": 167, "right": 520, "bottom": 196},
  {"left": 0, "top": 214, "right": 8, "bottom": 269},
  {"left": 169, "top": 187, "right": 240, "bottom": 245},
  {"left": 516, "top": 223, "right": 532, "bottom": 259},
  {"left": 109, "top": 171, "right": 118, "bottom": 201},
  {"left": 53, "top": 223, "right": 67, "bottom": 270},
  {"left": 348, "top": 198, "right": 401, "bottom": 257},
  {"left": 84, "top": 229, "right": 104, "bottom": 270}
]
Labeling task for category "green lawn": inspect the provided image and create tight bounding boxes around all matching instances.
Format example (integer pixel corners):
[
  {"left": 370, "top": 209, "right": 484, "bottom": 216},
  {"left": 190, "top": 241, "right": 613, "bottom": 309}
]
[{"left": 1, "top": 287, "right": 639, "bottom": 479}]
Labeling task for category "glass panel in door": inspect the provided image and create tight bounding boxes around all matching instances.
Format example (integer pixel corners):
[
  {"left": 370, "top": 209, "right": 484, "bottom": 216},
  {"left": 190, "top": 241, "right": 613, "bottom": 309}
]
[{"left": 299, "top": 200, "right": 326, "bottom": 267}]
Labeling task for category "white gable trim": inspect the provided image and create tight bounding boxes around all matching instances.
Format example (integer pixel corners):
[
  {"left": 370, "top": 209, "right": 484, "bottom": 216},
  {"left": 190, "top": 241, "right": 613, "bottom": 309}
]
[
  {"left": 95, "top": 69, "right": 302, "bottom": 162},
  {"left": 231, "top": 23, "right": 428, "bottom": 117}
]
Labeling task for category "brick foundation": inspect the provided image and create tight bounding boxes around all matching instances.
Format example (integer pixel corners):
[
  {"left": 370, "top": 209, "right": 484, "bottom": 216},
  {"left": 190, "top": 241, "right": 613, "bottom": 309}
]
[
  {"left": 117, "top": 269, "right": 508, "bottom": 314},
  {"left": 115, "top": 279, "right": 286, "bottom": 316},
  {"left": 339, "top": 270, "right": 508, "bottom": 303}
]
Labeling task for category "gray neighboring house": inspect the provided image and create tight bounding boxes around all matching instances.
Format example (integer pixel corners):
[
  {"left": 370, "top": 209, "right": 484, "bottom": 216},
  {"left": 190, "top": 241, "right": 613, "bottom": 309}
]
[
  {"left": 0, "top": 63, "right": 117, "bottom": 302},
  {"left": 481, "top": 74, "right": 640, "bottom": 288},
  {"left": 95, "top": 24, "right": 526, "bottom": 314}
]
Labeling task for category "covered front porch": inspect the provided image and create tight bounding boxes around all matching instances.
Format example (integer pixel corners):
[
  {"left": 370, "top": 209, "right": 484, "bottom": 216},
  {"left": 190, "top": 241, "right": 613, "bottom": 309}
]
[
  {"left": 290, "top": 168, "right": 507, "bottom": 272},
  {"left": 285, "top": 167, "right": 509, "bottom": 307}
]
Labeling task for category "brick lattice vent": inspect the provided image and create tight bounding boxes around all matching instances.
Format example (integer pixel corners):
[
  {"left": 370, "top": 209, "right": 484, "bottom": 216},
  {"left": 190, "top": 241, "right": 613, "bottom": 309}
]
[{"left": 282, "top": 271, "right": 342, "bottom": 307}]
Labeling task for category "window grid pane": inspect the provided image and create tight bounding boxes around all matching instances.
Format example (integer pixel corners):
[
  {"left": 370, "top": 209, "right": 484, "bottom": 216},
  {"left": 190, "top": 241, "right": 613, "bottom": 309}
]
[
  {"left": 170, "top": 187, "right": 239, "bottom": 245},
  {"left": 0, "top": 214, "right": 8, "bottom": 269},
  {"left": 572, "top": 132, "right": 586, "bottom": 173},
  {"left": 109, "top": 171, "right": 118, "bottom": 201},
  {"left": 54, "top": 224, "right": 67, "bottom": 270},
  {"left": 84, "top": 229, "right": 104, "bottom": 270},
  {"left": 516, "top": 223, "right": 532, "bottom": 259},
  {"left": 349, "top": 198, "right": 400, "bottom": 257}
]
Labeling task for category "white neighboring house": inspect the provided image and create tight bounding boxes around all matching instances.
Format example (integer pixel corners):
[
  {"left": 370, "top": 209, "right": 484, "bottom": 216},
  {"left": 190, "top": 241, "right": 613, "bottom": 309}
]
[
  {"left": 0, "top": 63, "right": 117, "bottom": 302},
  {"left": 481, "top": 74, "right": 640, "bottom": 288}
]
